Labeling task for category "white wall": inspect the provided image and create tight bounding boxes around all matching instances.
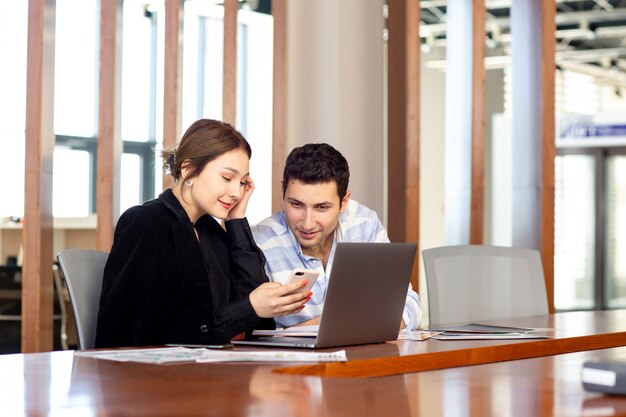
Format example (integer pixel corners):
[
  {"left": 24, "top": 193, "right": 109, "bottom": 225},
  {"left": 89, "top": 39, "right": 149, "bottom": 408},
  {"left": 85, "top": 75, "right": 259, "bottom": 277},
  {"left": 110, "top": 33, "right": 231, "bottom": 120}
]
[
  {"left": 287, "top": 0, "right": 385, "bottom": 215},
  {"left": 419, "top": 52, "right": 446, "bottom": 319},
  {"left": 419, "top": 53, "right": 447, "bottom": 255}
]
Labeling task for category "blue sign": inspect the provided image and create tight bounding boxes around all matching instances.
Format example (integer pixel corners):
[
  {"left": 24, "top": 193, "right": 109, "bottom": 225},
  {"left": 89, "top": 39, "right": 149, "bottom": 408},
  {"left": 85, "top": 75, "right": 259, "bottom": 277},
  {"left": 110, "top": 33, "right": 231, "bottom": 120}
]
[{"left": 560, "top": 123, "right": 626, "bottom": 139}]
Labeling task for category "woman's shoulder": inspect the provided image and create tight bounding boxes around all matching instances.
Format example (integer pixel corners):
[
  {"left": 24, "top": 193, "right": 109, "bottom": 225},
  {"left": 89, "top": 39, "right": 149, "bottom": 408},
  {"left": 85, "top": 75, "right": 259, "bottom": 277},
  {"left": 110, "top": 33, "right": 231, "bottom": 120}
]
[
  {"left": 120, "top": 199, "right": 158, "bottom": 217},
  {"left": 117, "top": 199, "right": 172, "bottom": 230}
]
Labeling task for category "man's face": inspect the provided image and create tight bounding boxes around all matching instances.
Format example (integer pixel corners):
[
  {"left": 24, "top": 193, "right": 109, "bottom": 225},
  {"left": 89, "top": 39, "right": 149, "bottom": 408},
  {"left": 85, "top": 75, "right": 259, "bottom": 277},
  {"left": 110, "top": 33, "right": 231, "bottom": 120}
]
[{"left": 283, "top": 179, "right": 350, "bottom": 256}]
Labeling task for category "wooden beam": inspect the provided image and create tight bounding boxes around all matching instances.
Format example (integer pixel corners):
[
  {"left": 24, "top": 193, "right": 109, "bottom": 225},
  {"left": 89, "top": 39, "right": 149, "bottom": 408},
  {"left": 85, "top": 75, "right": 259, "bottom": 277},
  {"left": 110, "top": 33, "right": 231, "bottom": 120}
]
[
  {"left": 96, "top": 0, "right": 123, "bottom": 251},
  {"left": 22, "top": 0, "right": 56, "bottom": 353},
  {"left": 223, "top": 0, "right": 238, "bottom": 125},
  {"left": 470, "top": 0, "right": 486, "bottom": 244},
  {"left": 272, "top": 0, "right": 287, "bottom": 212},
  {"left": 387, "top": 0, "right": 420, "bottom": 291},
  {"left": 541, "top": 0, "right": 556, "bottom": 313},
  {"left": 162, "top": 0, "right": 183, "bottom": 190}
]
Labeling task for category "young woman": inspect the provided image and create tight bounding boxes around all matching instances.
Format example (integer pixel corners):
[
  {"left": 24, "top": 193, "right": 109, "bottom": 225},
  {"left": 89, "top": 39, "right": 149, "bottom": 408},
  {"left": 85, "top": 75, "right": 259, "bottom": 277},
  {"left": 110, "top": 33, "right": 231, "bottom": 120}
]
[{"left": 95, "top": 119, "right": 309, "bottom": 348}]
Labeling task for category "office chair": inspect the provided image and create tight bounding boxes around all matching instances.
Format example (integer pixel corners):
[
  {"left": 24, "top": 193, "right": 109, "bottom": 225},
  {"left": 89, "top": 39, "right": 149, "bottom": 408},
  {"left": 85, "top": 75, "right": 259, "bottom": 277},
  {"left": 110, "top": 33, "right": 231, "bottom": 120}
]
[
  {"left": 422, "top": 245, "right": 549, "bottom": 327},
  {"left": 57, "top": 249, "right": 109, "bottom": 350}
]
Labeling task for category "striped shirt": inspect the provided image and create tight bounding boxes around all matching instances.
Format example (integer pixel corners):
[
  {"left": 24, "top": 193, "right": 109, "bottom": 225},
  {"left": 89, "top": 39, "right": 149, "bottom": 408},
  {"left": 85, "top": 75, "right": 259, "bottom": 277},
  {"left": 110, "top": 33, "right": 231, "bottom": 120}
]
[{"left": 252, "top": 199, "right": 422, "bottom": 329}]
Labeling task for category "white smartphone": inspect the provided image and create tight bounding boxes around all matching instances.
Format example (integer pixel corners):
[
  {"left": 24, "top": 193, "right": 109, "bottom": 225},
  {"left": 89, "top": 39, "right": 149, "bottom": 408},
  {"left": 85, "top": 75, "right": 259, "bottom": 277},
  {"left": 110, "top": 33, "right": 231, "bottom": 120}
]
[{"left": 284, "top": 268, "right": 319, "bottom": 295}]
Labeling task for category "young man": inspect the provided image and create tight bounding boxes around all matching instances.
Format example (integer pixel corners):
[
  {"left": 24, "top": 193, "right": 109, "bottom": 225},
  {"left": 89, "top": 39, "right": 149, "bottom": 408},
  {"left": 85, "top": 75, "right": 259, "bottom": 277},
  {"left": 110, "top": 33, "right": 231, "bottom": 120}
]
[{"left": 252, "top": 143, "right": 422, "bottom": 329}]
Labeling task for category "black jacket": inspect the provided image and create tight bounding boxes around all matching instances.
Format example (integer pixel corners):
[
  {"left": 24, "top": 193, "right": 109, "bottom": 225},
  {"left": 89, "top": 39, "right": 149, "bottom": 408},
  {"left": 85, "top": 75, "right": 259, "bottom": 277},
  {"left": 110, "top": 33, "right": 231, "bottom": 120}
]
[{"left": 95, "top": 189, "right": 273, "bottom": 348}]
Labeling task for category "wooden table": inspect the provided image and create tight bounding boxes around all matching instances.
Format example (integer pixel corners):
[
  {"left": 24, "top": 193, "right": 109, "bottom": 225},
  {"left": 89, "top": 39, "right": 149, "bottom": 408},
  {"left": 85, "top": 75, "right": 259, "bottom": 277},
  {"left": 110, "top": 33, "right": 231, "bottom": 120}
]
[
  {"left": 2, "top": 310, "right": 626, "bottom": 416},
  {"left": 2, "top": 344, "right": 626, "bottom": 416}
]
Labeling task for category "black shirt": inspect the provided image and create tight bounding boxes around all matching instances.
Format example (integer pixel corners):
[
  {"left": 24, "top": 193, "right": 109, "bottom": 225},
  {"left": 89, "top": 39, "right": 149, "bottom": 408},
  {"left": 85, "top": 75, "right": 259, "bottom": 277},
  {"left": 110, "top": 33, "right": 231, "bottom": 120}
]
[{"left": 95, "top": 189, "right": 273, "bottom": 348}]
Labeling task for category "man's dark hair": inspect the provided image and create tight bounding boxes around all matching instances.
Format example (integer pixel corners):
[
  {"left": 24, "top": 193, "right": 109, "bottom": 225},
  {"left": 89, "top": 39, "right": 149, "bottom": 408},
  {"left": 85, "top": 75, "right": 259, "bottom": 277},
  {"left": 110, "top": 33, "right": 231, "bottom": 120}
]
[{"left": 282, "top": 143, "right": 350, "bottom": 202}]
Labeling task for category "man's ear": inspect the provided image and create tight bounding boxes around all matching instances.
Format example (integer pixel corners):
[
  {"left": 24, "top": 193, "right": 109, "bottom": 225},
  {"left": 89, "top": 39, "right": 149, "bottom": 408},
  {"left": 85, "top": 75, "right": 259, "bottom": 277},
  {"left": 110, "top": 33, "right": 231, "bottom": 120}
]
[
  {"left": 280, "top": 180, "right": 287, "bottom": 209},
  {"left": 339, "top": 190, "right": 351, "bottom": 213}
]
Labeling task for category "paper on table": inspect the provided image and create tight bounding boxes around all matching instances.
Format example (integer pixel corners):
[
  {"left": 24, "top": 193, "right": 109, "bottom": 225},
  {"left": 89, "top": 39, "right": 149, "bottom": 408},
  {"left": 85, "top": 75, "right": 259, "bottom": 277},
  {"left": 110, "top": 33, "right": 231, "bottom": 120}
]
[
  {"left": 431, "top": 332, "right": 551, "bottom": 340},
  {"left": 429, "top": 323, "right": 541, "bottom": 333},
  {"left": 75, "top": 346, "right": 347, "bottom": 364},
  {"left": 397, "top": 330, "right": 442, "bottom": 341},
  {"left": 75, "top": 347, "right": 206, "bottom": 364},
  {"left": 426, "top": 323, "right": 554, "bottom": 340},
  {"left": 196, "top": 349, "right": 347, "bottom": 363}
]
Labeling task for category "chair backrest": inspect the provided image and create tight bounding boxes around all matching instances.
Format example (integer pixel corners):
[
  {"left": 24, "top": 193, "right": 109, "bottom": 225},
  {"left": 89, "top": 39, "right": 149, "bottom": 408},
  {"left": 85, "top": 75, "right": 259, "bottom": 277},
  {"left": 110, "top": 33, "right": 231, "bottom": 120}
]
[
  {"left": 57, "top": 249, "right": 109, "bottom": 350},
  {"left": 422, "top": 245, "right": 549, "bottom": 326}
]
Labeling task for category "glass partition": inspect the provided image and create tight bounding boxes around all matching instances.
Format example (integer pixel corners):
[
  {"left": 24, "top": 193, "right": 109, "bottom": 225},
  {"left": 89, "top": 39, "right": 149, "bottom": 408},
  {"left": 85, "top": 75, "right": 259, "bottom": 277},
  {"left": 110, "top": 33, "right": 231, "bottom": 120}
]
[
  {"left": 605, "top": 154, "right": 626, "bottom": 308},
  {"left": 554, "top": 154, "right": 596, "bottom": 310}
]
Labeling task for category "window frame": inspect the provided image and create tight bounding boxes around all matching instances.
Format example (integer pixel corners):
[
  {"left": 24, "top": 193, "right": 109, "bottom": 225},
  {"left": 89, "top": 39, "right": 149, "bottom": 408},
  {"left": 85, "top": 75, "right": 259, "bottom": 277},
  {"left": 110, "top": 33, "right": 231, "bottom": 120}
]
[{"left": 55, "top": 135, "right": 156, "bottom": 213}]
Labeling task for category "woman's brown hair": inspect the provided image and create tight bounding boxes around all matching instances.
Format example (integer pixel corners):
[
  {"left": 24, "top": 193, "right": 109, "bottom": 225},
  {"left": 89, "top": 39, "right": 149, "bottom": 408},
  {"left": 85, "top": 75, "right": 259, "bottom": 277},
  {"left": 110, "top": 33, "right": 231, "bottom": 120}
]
[{"left": 162, "top": 119, "right": 251, "bottom": 184}]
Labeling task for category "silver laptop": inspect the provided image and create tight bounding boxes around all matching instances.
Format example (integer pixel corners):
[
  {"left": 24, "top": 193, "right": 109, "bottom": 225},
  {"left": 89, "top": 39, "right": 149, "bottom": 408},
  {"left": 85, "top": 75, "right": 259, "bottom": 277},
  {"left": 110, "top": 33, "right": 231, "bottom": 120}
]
[{"left": 232, "top": 242, "right": 417, "bottom": 349}]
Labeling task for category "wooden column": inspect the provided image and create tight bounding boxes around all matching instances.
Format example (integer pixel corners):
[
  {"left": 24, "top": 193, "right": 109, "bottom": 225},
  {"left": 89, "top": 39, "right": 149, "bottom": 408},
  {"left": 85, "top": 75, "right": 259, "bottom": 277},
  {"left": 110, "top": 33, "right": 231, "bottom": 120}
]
[
  {"left": 272, "top": 0, "right": 287, "bottom": 212},
  {"left": 387, "top": 0, "right": 420, "bottom": 291},
  {"left": 22, "top": 0, "right": 56, "bottom": 353},
  {"left": 223, "top": 0, "right": 238, "bottom": 125},
  {"left": 540, "top": 1, "right": 556, "bottom": 313},
  {"left": 162, "top": 0, "right": 184, "bottom": 190},
  {"left": 96, "top": 0, "right": 123, "bottom": 251},
  {"left": 470, "top": 0, "right": 486, "bottom": 244},
  {"left": 511, "top": 0, "right": 555, "bottom": 312}
]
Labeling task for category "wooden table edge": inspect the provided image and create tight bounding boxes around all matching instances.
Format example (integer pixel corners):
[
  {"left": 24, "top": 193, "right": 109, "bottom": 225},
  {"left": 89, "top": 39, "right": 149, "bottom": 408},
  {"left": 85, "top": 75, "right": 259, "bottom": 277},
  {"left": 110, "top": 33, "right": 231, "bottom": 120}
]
[{"left": 272, "top": 331, "right": 626, "bottom": 378}]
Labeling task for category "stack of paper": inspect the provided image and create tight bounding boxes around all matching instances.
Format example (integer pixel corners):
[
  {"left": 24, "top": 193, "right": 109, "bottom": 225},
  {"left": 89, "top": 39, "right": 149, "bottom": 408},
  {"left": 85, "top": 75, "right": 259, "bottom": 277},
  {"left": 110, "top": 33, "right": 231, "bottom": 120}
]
[
  {"left": 75, "top": 347, "right": 347, "bottom": 364},
  {"left": 427, "top": 323, "right": 553, "bottom": 340}
]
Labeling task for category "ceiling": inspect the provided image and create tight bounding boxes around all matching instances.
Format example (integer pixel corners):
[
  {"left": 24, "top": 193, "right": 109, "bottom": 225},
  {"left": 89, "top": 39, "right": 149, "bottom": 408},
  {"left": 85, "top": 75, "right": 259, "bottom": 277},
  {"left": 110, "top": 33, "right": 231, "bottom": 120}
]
[{"left": 420, "top": 0, "right": 626, "bottom": 86}]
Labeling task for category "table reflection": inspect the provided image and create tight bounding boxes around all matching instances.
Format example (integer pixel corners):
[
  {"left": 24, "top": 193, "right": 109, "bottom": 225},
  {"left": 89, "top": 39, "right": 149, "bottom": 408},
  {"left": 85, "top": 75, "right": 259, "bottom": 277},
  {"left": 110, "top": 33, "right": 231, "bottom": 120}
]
[
  {"left": 2, "top": 340, "right": 626, "bottom": 417},
  {"left": 583, "top": 396, "right": 626, "bottom": 416}
]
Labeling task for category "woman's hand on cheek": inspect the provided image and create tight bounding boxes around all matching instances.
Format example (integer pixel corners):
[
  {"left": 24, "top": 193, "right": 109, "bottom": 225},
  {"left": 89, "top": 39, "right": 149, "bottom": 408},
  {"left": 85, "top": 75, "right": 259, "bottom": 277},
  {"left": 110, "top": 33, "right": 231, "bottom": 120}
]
[{"left": 226, "top": 176, "right": 254, "bottom": 220}]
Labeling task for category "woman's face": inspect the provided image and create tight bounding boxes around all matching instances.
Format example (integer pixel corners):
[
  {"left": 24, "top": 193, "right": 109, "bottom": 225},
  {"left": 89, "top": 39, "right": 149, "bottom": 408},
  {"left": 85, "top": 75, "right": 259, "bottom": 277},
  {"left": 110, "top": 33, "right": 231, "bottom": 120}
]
[{"left": 184, "top": 148, "right": 250, "bottom": 221}]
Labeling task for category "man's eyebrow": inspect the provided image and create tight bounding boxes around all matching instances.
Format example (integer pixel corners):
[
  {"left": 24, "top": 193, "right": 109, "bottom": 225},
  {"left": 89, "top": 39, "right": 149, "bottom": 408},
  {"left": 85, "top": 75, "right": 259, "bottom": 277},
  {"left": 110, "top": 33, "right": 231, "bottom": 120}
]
[{"left": 286, "top": 197, "right": 334, "bottom": 206}]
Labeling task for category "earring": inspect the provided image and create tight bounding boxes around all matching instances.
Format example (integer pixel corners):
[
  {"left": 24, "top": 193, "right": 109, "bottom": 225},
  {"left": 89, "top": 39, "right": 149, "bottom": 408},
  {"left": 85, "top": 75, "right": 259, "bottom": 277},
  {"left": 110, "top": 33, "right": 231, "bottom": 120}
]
[{"left": 184, "top": 179, "right": 193, "bottom": 187}]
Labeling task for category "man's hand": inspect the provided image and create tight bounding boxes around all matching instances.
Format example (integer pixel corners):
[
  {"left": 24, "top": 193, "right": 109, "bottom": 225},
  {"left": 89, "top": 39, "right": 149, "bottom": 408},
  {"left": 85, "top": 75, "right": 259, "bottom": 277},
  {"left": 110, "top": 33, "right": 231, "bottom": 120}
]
[{"left": 291, "top": 317, "right": 321, "bottom": 327}]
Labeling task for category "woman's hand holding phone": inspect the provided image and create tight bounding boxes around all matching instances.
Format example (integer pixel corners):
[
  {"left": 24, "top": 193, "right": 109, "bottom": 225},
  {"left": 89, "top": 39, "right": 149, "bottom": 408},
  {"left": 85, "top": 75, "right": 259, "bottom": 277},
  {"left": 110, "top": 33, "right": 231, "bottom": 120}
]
[
  {"left": 249, "top": 269, "right": 318, "bottom": 318},
  {"left": 284, "top": 268, "right": 319, "bottom": 295}
]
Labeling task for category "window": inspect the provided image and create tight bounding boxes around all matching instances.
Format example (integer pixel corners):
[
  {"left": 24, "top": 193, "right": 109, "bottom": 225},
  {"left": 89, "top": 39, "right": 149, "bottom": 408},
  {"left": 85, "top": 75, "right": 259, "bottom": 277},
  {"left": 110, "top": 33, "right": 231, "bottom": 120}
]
[
  {"left": 554, "top": 153, "right": 596, "bottom": 310},
  {"left": 503, "top": 66, "right": 626, "bottom": 310},
  {"left": 0, "top": 1, "right": 27, "bottom": 218},
  {"left": 0, "top": 0, "right": 274, "bottom": 223},
  {"left": 182, "top": 2, "right": 274, "bottom": 224},
  {"left": 605, "top": 154, "right": 626, "bottom": 308},
  {"left": 0, "top": 0, "right": 155, "bottom": 218}
]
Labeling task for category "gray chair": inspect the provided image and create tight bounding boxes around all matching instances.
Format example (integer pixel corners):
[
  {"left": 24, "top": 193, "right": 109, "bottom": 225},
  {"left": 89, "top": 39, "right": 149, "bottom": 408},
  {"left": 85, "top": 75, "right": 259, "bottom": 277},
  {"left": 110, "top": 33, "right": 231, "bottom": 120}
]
[
  {"left": 422, "top": 245, "right": 549, "bottom": 327},
  {"left": 57, "top": 249, "right": 109, "bottom": 350}
]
